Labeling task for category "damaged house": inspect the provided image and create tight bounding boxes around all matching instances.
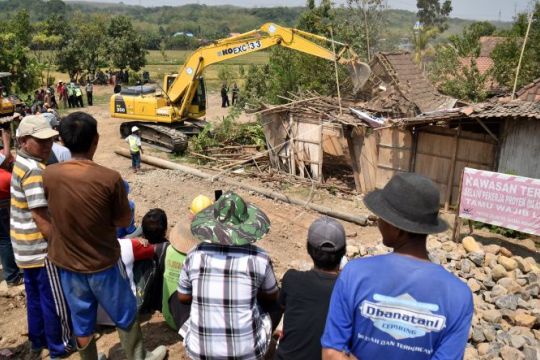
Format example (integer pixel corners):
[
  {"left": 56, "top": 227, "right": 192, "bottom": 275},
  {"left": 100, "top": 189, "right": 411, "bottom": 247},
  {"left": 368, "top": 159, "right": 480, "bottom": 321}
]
[{"left": 259, "top": 53, "right": 540, "bottom": 208}]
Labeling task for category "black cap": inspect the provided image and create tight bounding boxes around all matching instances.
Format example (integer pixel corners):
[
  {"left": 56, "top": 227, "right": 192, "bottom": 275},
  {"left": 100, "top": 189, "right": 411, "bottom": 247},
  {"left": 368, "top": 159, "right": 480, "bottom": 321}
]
[{"left": 308, "top": 216, "right": 346, "bottom": 252}]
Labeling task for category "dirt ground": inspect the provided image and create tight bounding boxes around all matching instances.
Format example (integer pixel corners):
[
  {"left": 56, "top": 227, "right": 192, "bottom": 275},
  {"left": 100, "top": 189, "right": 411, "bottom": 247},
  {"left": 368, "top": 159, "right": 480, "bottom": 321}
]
[{"left": 0, "top": 85, "right": 382, "bottom": 360}]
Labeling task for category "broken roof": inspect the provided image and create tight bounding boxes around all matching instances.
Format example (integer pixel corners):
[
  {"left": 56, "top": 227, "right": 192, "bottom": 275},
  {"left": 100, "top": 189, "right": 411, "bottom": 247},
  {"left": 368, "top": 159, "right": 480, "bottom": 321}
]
[
  {"left": 470, "top": 100, "right": 540, "bottom": 119},
  {"left": 392, "top": 100, "right": 540, "bottom": 127},
  {"left": 516, "top": 78, "right": 540, "bottom": 102},
  {"left": 366, "top": 52, "right": 456, "bottom": 115}
]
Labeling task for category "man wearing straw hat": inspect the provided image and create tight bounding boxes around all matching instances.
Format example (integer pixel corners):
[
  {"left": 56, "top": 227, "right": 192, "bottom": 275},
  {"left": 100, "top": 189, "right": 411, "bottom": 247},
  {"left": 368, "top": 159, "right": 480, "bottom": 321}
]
[
  {"left": 322, "top": 173, "right": 473, "bottom": 360},
  {"left": 178, "top": 191, "right": 279, "bottom": 360},
  {"left": 163, "top": 195, "right": 214, "bottom": 331}
]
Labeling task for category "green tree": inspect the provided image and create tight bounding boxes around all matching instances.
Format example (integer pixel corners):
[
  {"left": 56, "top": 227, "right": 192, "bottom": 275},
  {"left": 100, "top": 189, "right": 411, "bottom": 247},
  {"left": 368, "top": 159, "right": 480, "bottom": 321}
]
[
  {"left": 491, "top": 3, "right": 540, "bottom": 90},
  {"left": 449, "top": 21, "right": 496, "bottom": 57},
  {"left": 416, "top": 0, "right": 452, "bottom": 32},
  {"left": 107, "top": 16, "right": 147, "bottom": 71},
  {"left": 429, "top": 47, "right": 487, "bottom": 102}
]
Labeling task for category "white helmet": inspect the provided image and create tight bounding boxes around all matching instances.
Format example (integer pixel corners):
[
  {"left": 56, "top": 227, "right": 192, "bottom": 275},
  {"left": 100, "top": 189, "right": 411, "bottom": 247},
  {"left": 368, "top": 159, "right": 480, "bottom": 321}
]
[{"left": 131, "top": 126, "right": 140, "bottom": 133}]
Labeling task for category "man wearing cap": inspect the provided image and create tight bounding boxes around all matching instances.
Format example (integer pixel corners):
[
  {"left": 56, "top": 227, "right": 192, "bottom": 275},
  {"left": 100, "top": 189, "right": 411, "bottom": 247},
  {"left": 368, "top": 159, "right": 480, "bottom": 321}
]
[
  {"left": 43, "top": 112, "right": 166, "bottom": 360},
  {"left": 178, "top": 191, "right": 280, "bottom": 360},
  {"left": 10, "top": 115, "right": 73, "bottom": 358},
  {"left": 125, "top": 126, "right": 143, "bottom": 173},
  {"left": 163, "top": 194, "right": 213, "bottom": 331},
  {"left": 276, "top": 216, "right": 346, "bottom": 360},
  {"left": 322, "top": 173, "right": 473, "bottom": 360}
]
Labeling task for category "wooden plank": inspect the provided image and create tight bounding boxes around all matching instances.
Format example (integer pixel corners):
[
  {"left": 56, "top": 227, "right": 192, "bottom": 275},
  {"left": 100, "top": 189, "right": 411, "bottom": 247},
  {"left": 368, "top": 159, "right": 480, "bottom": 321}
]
[
  {"left": 346, "top": 128, "right": 363, "bottom": 193},
  {"left": 444, "top": 125, "right": 460, "bottom": 211},
  {"left": 360, "top": 130, "right": 379, "bottom": 192},
  {"left": 375, "top": 127, "right": 412, "bottom": 189}
]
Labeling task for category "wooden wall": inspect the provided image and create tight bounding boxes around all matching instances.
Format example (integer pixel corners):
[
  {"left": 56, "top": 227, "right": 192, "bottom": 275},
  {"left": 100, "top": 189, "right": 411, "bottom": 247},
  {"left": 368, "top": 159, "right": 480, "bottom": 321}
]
[
  {"left": 375, "top": 128, "right": 413, "bottom": 189},
  {"left": 498, "top": 119, "right": 540, "bottom": 179},
  {"left": 414, "top": 126, "right": 497, "bottom": 206}
]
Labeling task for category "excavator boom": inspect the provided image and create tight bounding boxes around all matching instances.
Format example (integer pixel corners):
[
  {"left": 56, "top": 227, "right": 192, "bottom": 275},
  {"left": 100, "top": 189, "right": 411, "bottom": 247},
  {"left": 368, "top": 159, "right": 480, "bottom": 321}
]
[{"left": 168, "top": 23, "right": 370, "bottom": 116}]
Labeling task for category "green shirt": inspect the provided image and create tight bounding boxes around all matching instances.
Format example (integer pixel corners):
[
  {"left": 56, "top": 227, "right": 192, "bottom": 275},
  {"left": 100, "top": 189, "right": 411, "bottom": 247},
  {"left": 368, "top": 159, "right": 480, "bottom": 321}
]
[{"left": 162, "top": 245, "right": 186, "bottom": 330}]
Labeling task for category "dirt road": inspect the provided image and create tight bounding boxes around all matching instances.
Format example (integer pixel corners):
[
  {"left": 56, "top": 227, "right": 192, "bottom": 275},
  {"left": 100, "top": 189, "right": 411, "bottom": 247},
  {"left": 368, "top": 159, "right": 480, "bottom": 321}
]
[{"left": 0, "top": 86, "right": 381, "bottom": 359}]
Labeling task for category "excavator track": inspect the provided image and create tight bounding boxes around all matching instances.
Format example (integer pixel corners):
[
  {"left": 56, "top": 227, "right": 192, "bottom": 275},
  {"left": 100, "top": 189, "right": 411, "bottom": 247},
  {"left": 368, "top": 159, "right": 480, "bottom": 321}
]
[{"left": 120, "top": 122, "right": 189, "bottom": 153}]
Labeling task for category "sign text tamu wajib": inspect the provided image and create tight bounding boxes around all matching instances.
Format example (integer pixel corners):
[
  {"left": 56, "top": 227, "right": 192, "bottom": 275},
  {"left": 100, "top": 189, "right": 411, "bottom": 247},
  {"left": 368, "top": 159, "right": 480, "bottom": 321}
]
[{"left": 459, "top": 168, "right": 540, "bottom": 236}]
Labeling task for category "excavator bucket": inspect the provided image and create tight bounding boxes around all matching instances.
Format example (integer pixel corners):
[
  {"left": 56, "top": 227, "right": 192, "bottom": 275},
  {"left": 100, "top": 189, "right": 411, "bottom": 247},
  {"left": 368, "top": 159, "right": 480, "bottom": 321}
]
[{"left": 346, "top": 61, "right": 371, "bottom": 95}]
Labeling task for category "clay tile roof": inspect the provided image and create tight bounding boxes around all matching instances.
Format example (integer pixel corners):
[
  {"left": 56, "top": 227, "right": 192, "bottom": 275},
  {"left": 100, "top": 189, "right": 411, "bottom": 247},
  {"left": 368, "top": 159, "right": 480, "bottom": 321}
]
[
  {"left": 516, "top": 78, "right": 540, "bottom": 102},
  {"left": 470, "top": 100, "right": 540, "bottom": 119},
  {"left": 377, "top": 52, "right": 456, "bottom": 113},
  {"left": 459, "top": 57, "right": 494, "bottom": 75},
  {"left": 479, "top": 36, "right": 506, "bottom": 57}
]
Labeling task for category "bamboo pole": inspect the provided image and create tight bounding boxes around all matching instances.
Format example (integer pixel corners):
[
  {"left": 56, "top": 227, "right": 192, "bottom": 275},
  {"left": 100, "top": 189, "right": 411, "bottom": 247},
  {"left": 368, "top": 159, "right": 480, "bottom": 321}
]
[
  {"left": 511, "top": 10, "right": 534, "bottom": 100},
  {"left": 115, "top": 148, "right": 368, "bottom": 226}
]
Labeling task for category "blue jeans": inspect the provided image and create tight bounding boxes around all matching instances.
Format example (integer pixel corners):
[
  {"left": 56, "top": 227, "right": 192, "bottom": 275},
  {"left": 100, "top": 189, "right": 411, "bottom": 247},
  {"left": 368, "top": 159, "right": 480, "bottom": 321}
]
[
  {"left": 131, "top": 152, "right": 141, "bottom": 169},
  {"left": 0, "top": 207, "right": 21, "bottom": 284}
]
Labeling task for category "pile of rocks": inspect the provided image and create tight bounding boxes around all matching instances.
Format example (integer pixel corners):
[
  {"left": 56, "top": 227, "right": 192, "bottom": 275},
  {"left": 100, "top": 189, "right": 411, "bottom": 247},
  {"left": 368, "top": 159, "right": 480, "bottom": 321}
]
[{"left": 346, "top": 235, "right": 540, "bottom": 360}]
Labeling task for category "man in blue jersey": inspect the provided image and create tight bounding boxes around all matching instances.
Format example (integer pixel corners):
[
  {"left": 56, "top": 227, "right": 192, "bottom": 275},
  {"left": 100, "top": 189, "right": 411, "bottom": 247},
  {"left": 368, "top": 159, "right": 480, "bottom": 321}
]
[{"left": 322, "top": 173, "right": 473, "bottom": 360}]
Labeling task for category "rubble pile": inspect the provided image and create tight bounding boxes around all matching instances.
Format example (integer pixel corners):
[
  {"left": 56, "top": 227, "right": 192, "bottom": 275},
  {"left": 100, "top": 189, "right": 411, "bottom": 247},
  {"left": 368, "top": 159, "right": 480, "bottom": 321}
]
[{"left": 347, "top": 235, "right": 540, "bottom": 360}]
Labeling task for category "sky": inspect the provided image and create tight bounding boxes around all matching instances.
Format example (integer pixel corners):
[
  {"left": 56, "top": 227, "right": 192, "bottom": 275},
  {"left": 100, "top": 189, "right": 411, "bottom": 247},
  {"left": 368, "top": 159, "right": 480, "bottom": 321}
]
[{"left": 70, "top": 0, "right": 534, "bottom": 22}]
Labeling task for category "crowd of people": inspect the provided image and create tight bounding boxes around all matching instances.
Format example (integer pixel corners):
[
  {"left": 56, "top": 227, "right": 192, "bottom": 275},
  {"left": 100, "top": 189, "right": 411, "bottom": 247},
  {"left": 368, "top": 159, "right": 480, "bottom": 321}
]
[
  {"left": 23, "top": 81, "right": 93, "bottom": 117},
  {"left": 0, "top": 109, "right": 474, "bottom": 360}
]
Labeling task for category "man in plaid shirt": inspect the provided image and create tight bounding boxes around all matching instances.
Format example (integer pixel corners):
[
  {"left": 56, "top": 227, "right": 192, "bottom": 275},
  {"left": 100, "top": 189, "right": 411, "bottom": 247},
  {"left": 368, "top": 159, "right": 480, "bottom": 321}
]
[{"left": 178, "top": 192, "right": 279, "bottom": 360}]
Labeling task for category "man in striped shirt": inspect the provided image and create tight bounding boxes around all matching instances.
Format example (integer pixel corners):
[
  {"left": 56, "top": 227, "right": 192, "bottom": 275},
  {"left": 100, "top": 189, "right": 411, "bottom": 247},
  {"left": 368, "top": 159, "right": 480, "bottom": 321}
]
[{"left": 10, "top": 115, "right": 72, "bottom": 359}]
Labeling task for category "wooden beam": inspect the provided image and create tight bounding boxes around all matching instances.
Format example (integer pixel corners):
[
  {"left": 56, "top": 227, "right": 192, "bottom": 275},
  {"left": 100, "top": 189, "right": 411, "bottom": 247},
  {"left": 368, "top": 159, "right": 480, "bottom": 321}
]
[{"left": 474, "top": 117, "right": 498, "bottom": 143}]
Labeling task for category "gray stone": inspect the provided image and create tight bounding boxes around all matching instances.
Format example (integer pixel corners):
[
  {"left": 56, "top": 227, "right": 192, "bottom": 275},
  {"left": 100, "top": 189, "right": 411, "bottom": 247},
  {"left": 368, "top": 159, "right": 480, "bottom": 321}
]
[
  {"left": 461, "top": 259, "right": 474, "bottom": 274},
  {"left": 500, "top": 345, "right": 525, "bottom": 360},
  {"left": 468, "top": 278, "right": 481, "bottom": 293},
  {"left": 493, "top": 264, "right": 509, "bottom": 281},
  {"left": 472, "top": 327, "right": 486, "bottom": 343},
  {"left": 477, "top": 342, "right": 490, "bottom": 356},
  {"left": 515, "top": 256, "right": 533, "bottom": 273},
  {"left": 496, "top": 295, "right": 519, "bottom": 310},
  {"left": 497, "top": 277, "right": 522, "bottom": 293},
  {"left": 497, "top": 330, "right": 512, "bottom": 345},
  {"left": 464, "top": 346, "right": 478, "bottom": 360},
  {"left": 472, "top": 268, "right": 489, "bottom": 282},
  {"left": 527, "top": 272, "right": 538, "bottom": 285},
  {"left": 468, "top": 251, "right": 485, "bottom": 266},
  {"left": 492, "top": 284, "right": 509, "bottom": 298},
  {"left": 486, "top": 252, "right": 498, "bottom": 268},
  {"left": 523, "top": 346, "right": 540, "bottom": 360},
  {"left": 483, "top": 326, "right": 497, "bottom": 342},
  {"left": 510, "top": 334, "right": 527, "bottom": 349},
  {"left": 482, "top": 309, "right": 502, "bottom": 323}
]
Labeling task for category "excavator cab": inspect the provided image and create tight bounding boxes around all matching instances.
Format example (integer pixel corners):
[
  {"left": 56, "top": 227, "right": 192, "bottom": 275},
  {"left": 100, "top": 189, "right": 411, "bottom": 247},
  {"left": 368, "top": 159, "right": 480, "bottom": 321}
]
[{"left": 164, "top": 74, "right": 206, "bottom": 118}]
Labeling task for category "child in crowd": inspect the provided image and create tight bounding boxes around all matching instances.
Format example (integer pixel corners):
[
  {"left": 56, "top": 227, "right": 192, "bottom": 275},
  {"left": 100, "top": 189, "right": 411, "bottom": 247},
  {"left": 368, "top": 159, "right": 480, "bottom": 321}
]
[
  {"left": 125, "top": 126, "right": 143, "bottom": 173},
  {"left": 162, "top": 194, "right": 213, "bottom": 331},
  {"left": 275, "top": 216, "right": 346, "bottom": 360}
]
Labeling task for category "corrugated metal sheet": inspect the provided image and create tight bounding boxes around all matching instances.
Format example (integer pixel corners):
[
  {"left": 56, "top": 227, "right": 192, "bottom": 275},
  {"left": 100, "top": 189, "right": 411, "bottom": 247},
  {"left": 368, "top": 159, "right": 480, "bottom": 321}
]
[{"left": 498, "top": 119, "right": 540, "bottom": 178}]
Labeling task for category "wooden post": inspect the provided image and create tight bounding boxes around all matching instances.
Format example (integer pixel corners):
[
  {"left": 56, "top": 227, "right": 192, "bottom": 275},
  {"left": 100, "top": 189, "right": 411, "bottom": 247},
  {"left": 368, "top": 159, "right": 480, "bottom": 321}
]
[
  {"left": 346, "top": 126, "right": 363, "bottom": 193},
  {"left": 288, "top": 113, "right": 295, "bottom": 176},
  {"left": 444, "top": 124, "right": 461, "bottom": 211},
  {"left": 452, "top": 169, "right": 465, "bottom": 243}
]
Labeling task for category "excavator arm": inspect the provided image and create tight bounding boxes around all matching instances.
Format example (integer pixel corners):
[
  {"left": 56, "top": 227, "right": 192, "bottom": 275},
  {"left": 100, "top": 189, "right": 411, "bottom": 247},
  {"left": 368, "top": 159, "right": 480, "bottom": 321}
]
[{"left": 168, "top": 23, "right": 370, "bottom": 117}]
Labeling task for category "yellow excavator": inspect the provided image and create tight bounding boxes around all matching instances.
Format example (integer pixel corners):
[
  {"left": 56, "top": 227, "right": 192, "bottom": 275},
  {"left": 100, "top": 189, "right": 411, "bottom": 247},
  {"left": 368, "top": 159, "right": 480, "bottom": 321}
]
[{"left": 110, "top": 23, "right": 371, "bottom": 152}]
